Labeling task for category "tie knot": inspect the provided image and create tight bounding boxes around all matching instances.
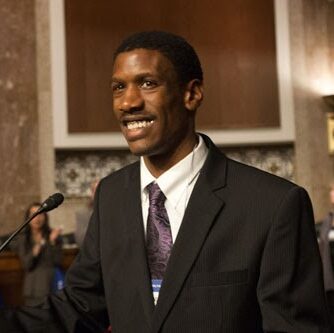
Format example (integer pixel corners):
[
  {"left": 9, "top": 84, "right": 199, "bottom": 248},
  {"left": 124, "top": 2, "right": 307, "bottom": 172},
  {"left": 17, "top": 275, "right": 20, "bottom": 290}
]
[{"left": 147, "top": 182, "right": 166, "bottom": 206}]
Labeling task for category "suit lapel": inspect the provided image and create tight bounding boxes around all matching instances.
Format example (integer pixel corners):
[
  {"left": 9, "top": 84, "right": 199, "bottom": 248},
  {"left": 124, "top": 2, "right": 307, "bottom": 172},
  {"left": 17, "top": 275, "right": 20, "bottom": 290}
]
[
  {"left": 123, "top": 163, "right": 155, "bottom": 327},
  {"left": 152, "top": 138, "right": 228, "bottom": 332}
]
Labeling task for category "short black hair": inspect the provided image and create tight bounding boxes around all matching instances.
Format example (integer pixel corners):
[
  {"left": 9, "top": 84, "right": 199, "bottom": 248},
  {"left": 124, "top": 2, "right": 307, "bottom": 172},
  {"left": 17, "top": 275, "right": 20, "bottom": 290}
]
[{"left": 114, "top": 31, "right": 203, "bottom": 85}]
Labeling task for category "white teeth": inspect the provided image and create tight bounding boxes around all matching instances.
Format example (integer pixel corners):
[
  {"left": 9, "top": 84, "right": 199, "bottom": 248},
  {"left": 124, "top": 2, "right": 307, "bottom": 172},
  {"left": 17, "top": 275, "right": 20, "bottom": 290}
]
[{"left": 126, "top": 120, "right": 153, "bottom": 130}]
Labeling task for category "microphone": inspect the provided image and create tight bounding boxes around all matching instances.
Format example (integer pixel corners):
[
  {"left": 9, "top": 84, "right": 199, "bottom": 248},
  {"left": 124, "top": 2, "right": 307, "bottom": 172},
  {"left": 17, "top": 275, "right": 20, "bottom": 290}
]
[
  {"left": 0, "top": 193, "right": 64, "bottom": 253},
  {"left": 38, "top": 193, "right": 64, "bottom": 213}
]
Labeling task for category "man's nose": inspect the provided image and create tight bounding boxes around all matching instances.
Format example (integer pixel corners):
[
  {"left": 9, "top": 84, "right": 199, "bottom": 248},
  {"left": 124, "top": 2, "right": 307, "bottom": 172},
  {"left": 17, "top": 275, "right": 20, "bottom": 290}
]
[{"left": 120, "top": 85, "right": 144, "bottom": 112}]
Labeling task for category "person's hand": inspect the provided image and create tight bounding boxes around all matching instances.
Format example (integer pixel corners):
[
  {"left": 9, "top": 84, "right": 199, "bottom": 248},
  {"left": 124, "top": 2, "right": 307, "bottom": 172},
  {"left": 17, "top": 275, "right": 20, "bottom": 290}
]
[{"left": 49, "top": 227, "right": 62, "bottom": 245}]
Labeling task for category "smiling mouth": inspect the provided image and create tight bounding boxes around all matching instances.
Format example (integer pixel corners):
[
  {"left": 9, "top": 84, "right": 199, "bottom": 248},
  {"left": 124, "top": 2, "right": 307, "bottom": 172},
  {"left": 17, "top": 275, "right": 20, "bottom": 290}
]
[{"left": 125, "top": 120, "right": 154, "bottom": 130}]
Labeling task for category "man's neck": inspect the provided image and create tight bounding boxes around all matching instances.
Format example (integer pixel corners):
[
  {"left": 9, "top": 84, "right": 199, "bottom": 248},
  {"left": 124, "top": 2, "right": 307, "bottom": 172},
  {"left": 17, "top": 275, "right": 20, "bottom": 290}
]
[{"left": 143, "top": 135, "right": 199, "bottom": 178}]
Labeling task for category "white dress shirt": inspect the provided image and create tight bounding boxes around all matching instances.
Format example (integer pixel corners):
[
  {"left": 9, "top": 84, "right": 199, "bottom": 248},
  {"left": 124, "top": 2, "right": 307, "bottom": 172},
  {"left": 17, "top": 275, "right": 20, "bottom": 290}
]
[{"left": 140, "top": 134, "right": 209, "bottom": 242}]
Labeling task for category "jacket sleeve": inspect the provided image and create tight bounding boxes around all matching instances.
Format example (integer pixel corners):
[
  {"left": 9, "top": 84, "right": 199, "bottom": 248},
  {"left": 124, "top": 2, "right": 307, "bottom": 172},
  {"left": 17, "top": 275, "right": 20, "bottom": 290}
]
[
  {"left": 55, "top": 181, "right": 109, "bottom": 331},
  {"left": 257, "top": 186, "right": 330, "bottom": 332}
]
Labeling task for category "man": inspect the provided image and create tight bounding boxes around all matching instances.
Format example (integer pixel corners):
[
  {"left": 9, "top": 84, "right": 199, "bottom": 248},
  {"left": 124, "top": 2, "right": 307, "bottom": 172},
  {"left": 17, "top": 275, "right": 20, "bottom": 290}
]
[{"left": 1, "top": 31, "right": 329, "bottom": 332}]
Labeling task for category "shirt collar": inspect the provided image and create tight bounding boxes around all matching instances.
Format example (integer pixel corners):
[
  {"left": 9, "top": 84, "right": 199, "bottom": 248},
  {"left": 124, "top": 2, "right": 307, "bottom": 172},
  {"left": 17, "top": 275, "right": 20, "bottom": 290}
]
[{"left": 140, "top": 134, "right": 208, "bottom": 206}]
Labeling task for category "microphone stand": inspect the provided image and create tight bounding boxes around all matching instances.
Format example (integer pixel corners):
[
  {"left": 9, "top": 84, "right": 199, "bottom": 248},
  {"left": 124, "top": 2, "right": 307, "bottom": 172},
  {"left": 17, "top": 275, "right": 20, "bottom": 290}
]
[{"left": 0, "top": 208, "right": 44, "bottom": 253}]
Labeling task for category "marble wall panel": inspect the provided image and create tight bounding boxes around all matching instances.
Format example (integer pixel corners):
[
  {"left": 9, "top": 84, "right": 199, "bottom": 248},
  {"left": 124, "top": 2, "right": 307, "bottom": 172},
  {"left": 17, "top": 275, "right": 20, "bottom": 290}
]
[
  {"left": 289, "top": 0, "right": 334, "bottom": 219},
  {"left": 0, "top": 0, "right": 40, "bottom": 235}
]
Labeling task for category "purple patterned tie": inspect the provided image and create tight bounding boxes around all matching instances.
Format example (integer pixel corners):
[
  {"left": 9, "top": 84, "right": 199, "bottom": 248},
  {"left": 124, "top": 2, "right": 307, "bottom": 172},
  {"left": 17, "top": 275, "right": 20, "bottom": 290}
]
[{"left": 146, "top": 182, "right": 173, "bottom": 279}]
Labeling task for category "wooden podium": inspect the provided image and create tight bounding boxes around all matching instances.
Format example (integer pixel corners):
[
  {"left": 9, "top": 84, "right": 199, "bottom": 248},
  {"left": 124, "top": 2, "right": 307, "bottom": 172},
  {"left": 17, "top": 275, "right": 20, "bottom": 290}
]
[{"left": 0, "top": 247, "right": 78, "bottom": 306}]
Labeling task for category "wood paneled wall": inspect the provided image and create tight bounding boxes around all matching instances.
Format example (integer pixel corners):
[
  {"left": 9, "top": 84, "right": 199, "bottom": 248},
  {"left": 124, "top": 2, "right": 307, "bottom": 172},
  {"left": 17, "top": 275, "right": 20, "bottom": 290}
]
[{"left": 65, "top": 0, "right": 280, "bottom": 133}]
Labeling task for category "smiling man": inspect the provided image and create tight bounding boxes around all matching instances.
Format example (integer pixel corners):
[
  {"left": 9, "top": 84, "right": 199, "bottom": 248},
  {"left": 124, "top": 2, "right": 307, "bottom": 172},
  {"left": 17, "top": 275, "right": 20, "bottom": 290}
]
[
  {"left": 0, "top": 31, "right": 330, "bottom": 333},
  {"left": 111, "top": 40, "right": 202, "bottom": 177}
]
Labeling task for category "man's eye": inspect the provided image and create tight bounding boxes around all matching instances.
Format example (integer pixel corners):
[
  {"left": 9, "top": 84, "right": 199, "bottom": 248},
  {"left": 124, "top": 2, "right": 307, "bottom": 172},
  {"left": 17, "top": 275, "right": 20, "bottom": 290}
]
[
  {"left": 141, "top": 80, "right": 157, "bottom": 89},
  {"left": 111, "top": 83, "right": 124, "bottom": 92}
]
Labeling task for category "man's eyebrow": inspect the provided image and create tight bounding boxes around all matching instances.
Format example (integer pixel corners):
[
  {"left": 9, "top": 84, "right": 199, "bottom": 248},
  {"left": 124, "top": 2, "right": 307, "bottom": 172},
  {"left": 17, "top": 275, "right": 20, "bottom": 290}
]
[
  {"left": 110, "top": 76, "right": 123, "bottom": 82},
  {"left": 134, "top": 72, "right": 156, "bottom": 78},
  {"left": 111, "top": 72, "right": 159, "bottom": 81}
]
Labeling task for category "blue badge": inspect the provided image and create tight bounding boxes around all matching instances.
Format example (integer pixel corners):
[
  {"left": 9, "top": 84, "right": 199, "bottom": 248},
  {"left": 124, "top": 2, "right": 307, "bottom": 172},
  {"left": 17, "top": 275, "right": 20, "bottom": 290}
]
[{"left": 151, "top": 279, "right": 162, "bottom": 305}]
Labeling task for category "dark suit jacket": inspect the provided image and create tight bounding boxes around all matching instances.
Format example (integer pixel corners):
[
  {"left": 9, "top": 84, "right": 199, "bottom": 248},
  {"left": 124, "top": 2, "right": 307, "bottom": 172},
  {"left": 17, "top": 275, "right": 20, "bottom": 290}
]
[{"left": 1, "top": 136, "right": 329, "bottom": 332}]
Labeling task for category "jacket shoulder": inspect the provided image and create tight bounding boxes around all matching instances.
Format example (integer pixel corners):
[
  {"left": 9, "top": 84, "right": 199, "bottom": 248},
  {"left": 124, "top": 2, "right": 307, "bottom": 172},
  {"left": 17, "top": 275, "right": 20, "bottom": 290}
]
[{"left": 224, "top": 157, "right": 304, "bottom": 204}]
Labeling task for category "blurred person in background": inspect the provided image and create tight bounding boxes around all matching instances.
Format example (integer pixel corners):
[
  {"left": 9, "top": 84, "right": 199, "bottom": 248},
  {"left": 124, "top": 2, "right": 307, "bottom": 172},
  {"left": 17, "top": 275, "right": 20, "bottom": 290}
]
[
  {"left": 74, "top": 180, "right": 99, "bottom": 247},
  {"left": 319, "top": 183, "right": 334, "bottom": 312},
  {"left": 15, "top": 202, "right": 63, "bottom": 306}
]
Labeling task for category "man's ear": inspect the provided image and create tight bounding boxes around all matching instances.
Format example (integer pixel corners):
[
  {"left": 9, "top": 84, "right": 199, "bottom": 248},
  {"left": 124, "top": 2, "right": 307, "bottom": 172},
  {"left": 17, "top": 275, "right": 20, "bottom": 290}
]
[{"left": 184, "top": 79, "right": 203, "bottom": 111}]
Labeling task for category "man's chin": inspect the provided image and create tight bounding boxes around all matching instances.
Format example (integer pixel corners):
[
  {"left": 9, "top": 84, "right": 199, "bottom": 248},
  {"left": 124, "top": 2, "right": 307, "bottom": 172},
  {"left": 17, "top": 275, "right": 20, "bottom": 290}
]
[
  {"left": 128, "top": 142, "right": 161, "bottom": 158},
  {"left": 128, "top": 143, "right": 151, "bottom": 157}
]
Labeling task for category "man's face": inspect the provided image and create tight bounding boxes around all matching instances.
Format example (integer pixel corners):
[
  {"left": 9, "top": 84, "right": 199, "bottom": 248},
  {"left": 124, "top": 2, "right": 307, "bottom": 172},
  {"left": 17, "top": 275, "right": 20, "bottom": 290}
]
[{"left": 111, "top": 48, "right": 195, "bottom": 158}]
